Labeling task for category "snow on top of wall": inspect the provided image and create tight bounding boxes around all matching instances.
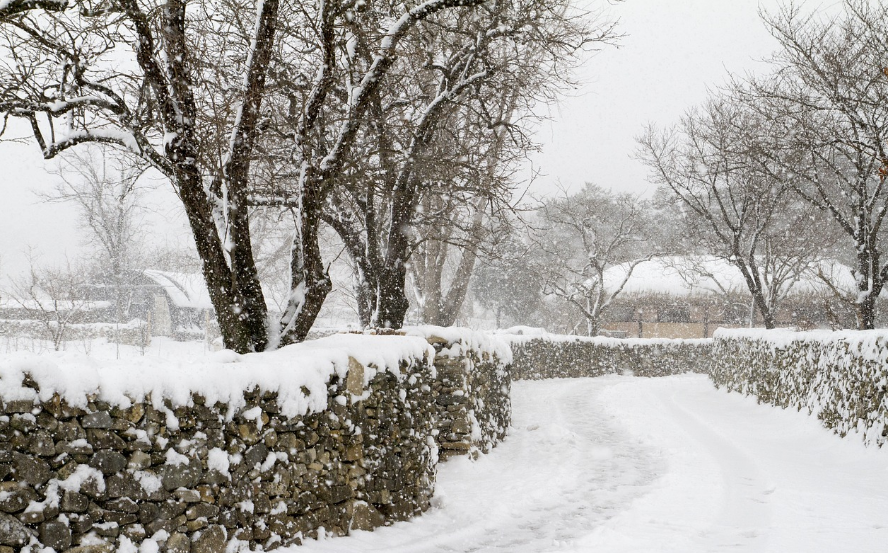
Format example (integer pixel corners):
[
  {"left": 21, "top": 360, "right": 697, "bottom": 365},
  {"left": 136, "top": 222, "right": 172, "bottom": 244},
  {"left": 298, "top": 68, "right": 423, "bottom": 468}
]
[
  {"left": 502, "top": 332, "right": 712, "bottom": 346},
  {"left": 713, "top": 327, "right": 888, "bottom": 362},
  {"left": 0, "top": 298, "right": 112, "bottom": 311},
  {"left": 495, "top": 326, "right": 549, "bottom": 336},
  {"left": 0, "top": 334, "right": 433, "bottom": 419},
  {"left": 143, "top": 270, "right": 214, "bottom": 310},
  {"left": 402, "top": 326, "right": 513, "bottom": 364},
  {"left": 603, "top": 256, "right": 856, "bottom": 297},
  {"left": 712, "top": 327, "right": 888, "bottom": 342}
]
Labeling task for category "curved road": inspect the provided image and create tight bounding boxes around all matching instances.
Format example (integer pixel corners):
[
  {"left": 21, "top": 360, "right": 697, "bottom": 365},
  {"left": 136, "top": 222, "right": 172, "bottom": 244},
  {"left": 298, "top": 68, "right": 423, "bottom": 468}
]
[{"left": 296, "top": 375, "right": 888, "bottom": 553}]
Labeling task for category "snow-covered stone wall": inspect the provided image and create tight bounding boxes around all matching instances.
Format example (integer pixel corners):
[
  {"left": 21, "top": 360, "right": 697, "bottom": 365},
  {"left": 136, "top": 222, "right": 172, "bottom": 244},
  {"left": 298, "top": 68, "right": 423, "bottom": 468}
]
[
  {"left": 404, "top": 327, "right": 512, "bottom": 460},
  {"left": 711, "top": 329, "right": 888, "bottom": 447},
  {"left": 507, "top": 335, "right": 712, "bottom": 379},
  {"left": 0, "top": 335, "right": 441, "bottom": 552},
  {"left": 0, "top": 319, "right": 151, "bottom": 347}
]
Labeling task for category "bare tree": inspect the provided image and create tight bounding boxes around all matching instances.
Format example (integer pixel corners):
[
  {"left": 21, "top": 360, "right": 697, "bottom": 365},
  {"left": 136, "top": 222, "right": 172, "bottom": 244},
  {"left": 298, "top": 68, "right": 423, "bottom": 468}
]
[
  {"left": 267, "top": 0, "right": 618, "bottom": 329},
  {"left": 0, "top": 0, "right": 490, "bottom": 351},
  {"left": 406, "top": 91, "right": 530, "bottom": 327},
  {"left": 473, "top": 229, "right": 542, "bottom": 328},
  {"left": 7, "top": 256, "right": 90, "bottom": 351},
  {"left": 734, "top": 2, "right": 888, "bottom": 329},
  {"left": 638, "top": 96, "right": 827, "bottom": 329},
  {"left": 409, "top": 196, "right": 490, "bottom": 326},
  {"left": 531, "top": 184, "right": 657, "bottom": 336},
  {"left": 41, "top": 147, "right": 149, "bottom": 326}
]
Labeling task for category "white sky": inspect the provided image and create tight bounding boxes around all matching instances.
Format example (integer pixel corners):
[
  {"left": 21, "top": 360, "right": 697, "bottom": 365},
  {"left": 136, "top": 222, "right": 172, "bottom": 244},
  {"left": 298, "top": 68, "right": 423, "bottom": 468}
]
[
  {"left": 527, "top": 0, "right": 789, "bottom": 197},
  {"left": 0, "top": 0, "right": 792, "bottom": 279}
]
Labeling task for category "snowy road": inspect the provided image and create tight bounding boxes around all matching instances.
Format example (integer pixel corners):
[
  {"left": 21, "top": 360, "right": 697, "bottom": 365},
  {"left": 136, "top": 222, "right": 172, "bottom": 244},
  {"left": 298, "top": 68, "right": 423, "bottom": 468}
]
[{"left": 295, "top": 375, "right": 888, "bottom": 553}]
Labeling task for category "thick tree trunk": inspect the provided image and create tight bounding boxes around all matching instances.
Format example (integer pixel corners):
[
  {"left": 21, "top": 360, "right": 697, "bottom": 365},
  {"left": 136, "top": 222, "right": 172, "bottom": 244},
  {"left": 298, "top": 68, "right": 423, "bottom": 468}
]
[
  {"left": 418, "top": 236, "right": 446, "bottom": 325},
  {"left": 354, "top": 275, "right": 376, "bottom": 328},
  {"left": 856, "top": 295, "right": 876, "bottom": 329},
  {"left": 374, "top": 265, "right": 411, "bottom": 328},
  {"left": 279, "top": 188, "right": 332, "bottom": 344},
  {"left": 751, "top": 289, "right": 777, "bottom": 329},
  {"left": 177, "top": 170, "right": 268, "bottom": 352},
  {"left": 373, "top": 187, "right": 413, "bottom": 328},
  {"left": 854, "top": 248, "right": 880, "bottom": 330}
]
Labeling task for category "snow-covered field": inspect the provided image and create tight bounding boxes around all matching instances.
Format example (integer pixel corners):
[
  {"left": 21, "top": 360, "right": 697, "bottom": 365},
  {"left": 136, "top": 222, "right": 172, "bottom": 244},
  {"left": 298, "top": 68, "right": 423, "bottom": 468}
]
[{"left": 297, "top": 375, "right": 888, "bottom": 553}]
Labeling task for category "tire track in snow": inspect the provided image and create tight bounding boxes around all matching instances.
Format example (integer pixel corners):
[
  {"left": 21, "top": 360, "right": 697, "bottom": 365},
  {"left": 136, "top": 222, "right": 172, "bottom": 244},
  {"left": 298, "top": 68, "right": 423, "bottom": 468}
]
[
  {"left": 657, "top": 387, "right": 775, "bottom": 550},
  {"left": 582, "top": 376, "right": 776, "bottom": 552}
]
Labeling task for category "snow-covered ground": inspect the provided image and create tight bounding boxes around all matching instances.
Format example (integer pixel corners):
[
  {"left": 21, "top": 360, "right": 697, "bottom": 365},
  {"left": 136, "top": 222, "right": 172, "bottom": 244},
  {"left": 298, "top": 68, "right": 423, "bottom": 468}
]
[
  {"left": 297, "top": 375, "right": 888, "bottom": 553},
  {"left": 7, "top": 337, "right": 885, "bottom": 551}
]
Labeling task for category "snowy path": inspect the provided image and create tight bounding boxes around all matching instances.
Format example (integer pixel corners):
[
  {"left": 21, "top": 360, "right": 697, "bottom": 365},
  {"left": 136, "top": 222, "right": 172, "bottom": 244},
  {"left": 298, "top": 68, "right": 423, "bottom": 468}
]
[{"left": 295, "top": 375, "right": 888, "bottom": 553}]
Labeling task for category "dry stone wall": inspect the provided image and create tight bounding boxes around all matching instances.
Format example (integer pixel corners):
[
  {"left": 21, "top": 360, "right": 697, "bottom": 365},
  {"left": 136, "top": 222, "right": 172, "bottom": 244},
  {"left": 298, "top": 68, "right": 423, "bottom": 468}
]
[
  {"left": 0, "top": 335, "right": 441, "bottom": 552},
  {"left": 0, "top": 319, "right": 150, "bottom": 348},
  {"left": 410, "top": 328, "right": 511, "bottom": 460},
  {"left": 0, "top": 330, "right": 515, "bottom": 552},
  {"left": 711, "top": 329, "right": 888, "bottom": 447},
  {"left": 508, "top": 336, "right": 712, "bottom": 380}
]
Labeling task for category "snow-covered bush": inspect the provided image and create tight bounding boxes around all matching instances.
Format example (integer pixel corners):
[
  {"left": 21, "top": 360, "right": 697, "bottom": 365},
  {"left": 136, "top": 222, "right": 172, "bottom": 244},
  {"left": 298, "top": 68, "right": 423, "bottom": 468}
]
[{"left": 711, "top": 329, "right": 888, "bottom": 446}]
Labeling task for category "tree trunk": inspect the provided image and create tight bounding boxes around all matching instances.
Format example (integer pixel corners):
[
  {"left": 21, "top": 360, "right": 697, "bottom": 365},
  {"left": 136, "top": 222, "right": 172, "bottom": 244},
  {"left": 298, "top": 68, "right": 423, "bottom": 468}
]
[
  {"left": 322, "top": 201, "right": 379, "bottom": 329},
  {"left": 373, "top": 178, "right": 414, "bottom": 328},
  {"left": 419, "top": 236, "right": 445, "bottom": 325},
  {"left": 436, "top": 247, "right": 477, "bottom": 326},
  {"left": 751, "top": 290, "right": 776, "bottom": 329},
  {"left": 436, "top": 199, "right": 486, "bottom": 326},
  {"left": 178, "top": 170, "right": 268, "bottom": 352},
  {"left": 353, "top": 268, "right": 376, "bottom": 328},
  {"left": 856, "top": 295, "right": 876, "bottom": 329},
  {"left": 374, "top": 264, "right": 411, "bottom": 329},
  {"left": 854, "top": 246, "right": 880, "bottom": 330},
  {"left": 279, "top": 187, "right": 332, "bottom": 344},
  {"left": 209, "top": 0, "right": 280, "bottom": 352},
  {"left": 733, "top": 257, "right": 777, "bottom": 330},
  {"left": 590, "top": 320, "right": 600, "bottom": 337}
]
